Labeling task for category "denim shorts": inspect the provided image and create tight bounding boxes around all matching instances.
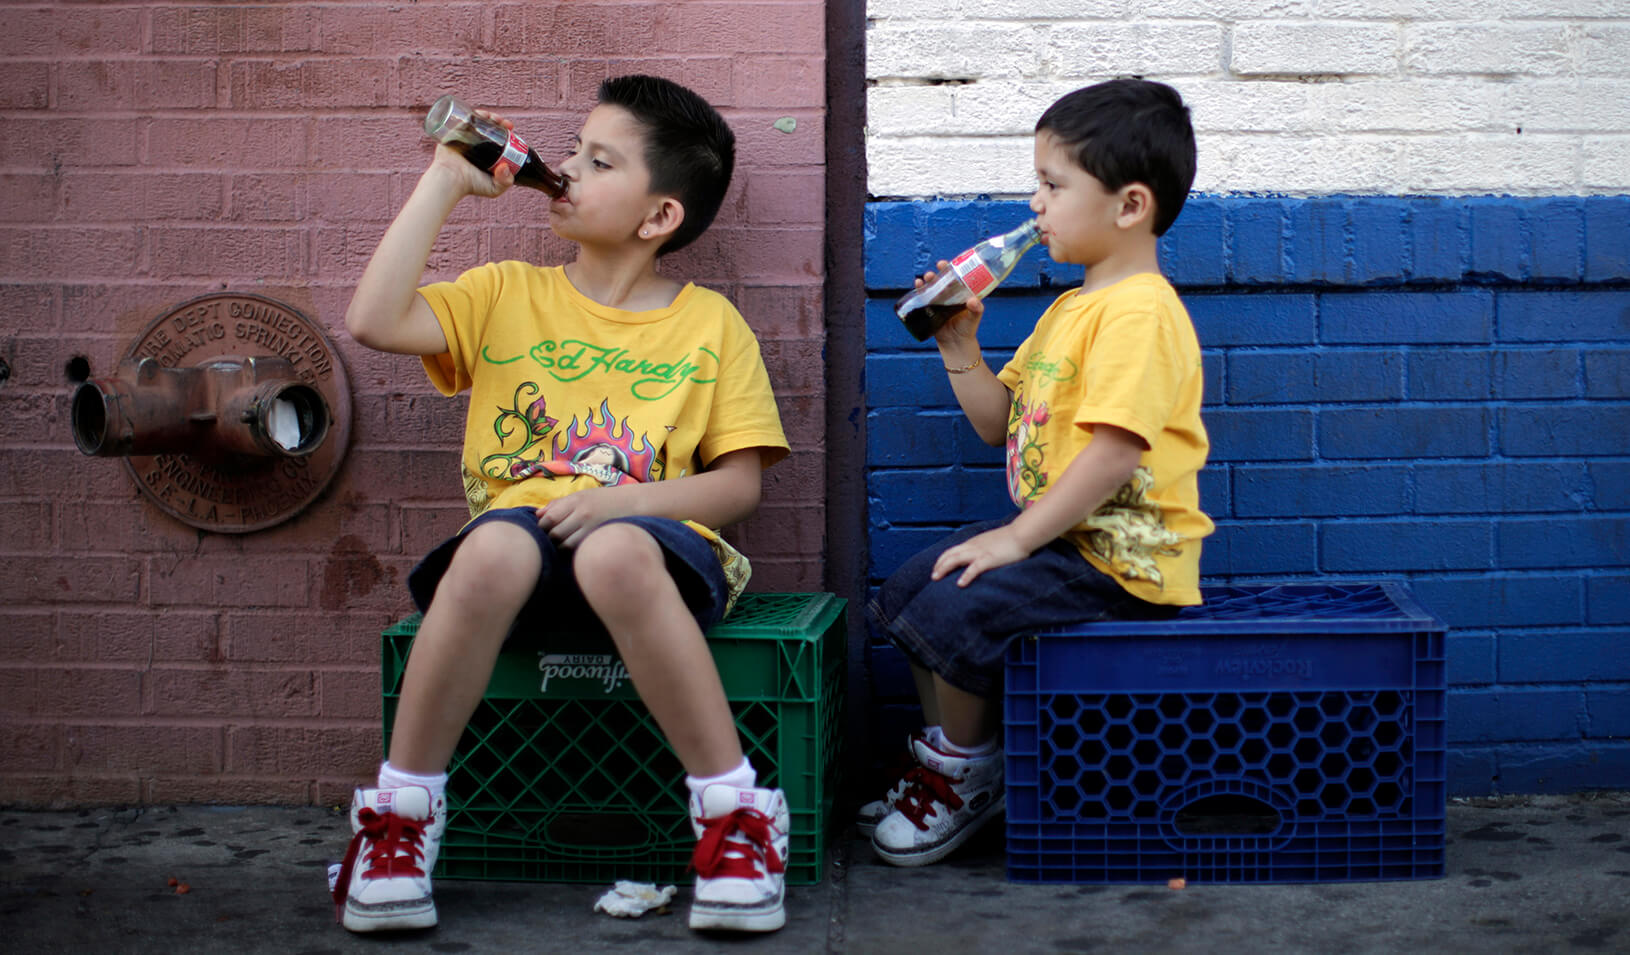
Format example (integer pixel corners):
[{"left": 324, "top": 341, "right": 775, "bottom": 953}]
[
  {"left": 867, "top": 514, "right": 1177, "bottom": 699},
  {"left": 407, "top": 508, "right": 731, "bottom": 645}
]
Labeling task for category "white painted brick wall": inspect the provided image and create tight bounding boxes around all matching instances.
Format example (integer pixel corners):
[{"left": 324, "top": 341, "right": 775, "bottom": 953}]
[
  {"left": 1048, "top": 23, "right": 1226, "bottom": 77},
  {"left": 865, "top": 2, "right": 1630, "bottom": 195},
  {"left": 1584, "top": 137, "right": 1630, "bottom": 188},
  {"left": 1232, "top": 22, "right": 1398, "bottom": 76},
  {"left": 1405, "top": 24, "right": 1573, "bottom": 76}
]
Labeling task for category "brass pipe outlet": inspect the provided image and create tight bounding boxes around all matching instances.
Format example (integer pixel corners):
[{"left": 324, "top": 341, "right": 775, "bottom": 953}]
[{"left": 71, "top": 355, "right": 331, "bottom": 459}]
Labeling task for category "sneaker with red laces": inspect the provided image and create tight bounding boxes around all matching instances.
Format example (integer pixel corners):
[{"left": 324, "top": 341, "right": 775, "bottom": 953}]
[
  {"left": 855, "top": 730, "right": 927, "bottom": 837},
  {"left": 870, "top": 737, "right": 1004, "bottom": 867},
  {"left": 332, "top": 786, "right": 447, "bottom": 933},
  {"left": 688, "top": 784, "right": 789, "bottom": 932}
]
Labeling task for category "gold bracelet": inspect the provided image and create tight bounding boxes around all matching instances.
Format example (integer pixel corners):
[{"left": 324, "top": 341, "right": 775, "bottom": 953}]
[{"left": 945, "top": 355, "right": 982, "bottom": 375}]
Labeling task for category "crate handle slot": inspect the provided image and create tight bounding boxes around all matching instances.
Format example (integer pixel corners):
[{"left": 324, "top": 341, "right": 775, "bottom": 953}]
[
  {"left": 1158, "top": 779, "right": 1295, "bottom": 852},
  {"left": 544, "top": 812, "right": 657, "bottom": 850}
]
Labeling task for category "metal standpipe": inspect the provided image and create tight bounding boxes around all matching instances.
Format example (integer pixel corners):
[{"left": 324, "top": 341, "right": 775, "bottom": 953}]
[
  {"left": 71, "top": 292, "right": 353, "bottom": 533},
  {"left": 72, "top": 355, "right": 331, "bottom": 460}
]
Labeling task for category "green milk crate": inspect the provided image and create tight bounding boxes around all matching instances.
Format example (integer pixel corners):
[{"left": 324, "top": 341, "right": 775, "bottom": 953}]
[{"left": 381, "top": 592, "right": 846, "bottom": 886}]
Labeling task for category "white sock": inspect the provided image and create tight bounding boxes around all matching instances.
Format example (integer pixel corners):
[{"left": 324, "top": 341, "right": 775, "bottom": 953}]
[
  {"left": 685, "top": 756, "right": 756, "bottom": 799},
  {"left": 938, "top": 735, "right": 999, "bottom": 758},
  {"left": 924, "top": 724, "right": 945, "bottom": 748},
  {"left": 377, "top": 760, "right": 448, "bottom": 800}
]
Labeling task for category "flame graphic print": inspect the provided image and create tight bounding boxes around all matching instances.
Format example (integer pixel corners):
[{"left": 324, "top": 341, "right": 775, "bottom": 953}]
[{"left": 525, "top": 398, "right": 660, "bottom": 487}]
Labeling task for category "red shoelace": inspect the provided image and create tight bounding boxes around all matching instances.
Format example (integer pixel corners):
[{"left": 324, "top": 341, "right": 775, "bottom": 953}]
[
  {"left": 691, "top": 808, "right": 785, "bottom": 880},
  {"left": 331, "top": 808, "right": 427, "bottom": 919},
  {"left": 876, "top": 733, "right": 927, "bottom": 797},
  {"left": 893, "top": 767, "right": 964, "bottom": 831}
]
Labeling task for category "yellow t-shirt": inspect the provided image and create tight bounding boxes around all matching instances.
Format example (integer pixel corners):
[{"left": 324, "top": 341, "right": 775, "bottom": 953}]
[
  {"left": 417, "top": 262, "right": 789, "bottom": 600},
  {"left": 997, "top": 273, "right": 1213, "bottom": 606}
]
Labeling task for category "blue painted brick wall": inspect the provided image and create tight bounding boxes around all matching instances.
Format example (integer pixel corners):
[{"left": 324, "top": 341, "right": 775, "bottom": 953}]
[{"left": 863, "top": 195, "right": 1630, "bottom": 798}]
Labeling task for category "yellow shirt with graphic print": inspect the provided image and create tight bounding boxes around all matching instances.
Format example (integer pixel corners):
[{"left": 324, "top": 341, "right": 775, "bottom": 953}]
[
  {"left": 416, "top": 261, "right": 789, "bottom": 607},
  {"left": 997, "top": 272, "right": 1212, "bottom": 606}
]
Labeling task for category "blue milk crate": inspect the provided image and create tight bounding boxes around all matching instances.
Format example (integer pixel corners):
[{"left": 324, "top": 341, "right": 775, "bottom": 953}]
[{"left": 1004, "top": 582, "right": 1447, "bottom": 885}]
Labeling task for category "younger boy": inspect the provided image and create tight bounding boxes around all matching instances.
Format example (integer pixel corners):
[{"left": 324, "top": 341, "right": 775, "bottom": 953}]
[
  {"left": 862, "top": 78, "right": 1214, "bottom": 865},
  {"left": 332, "top": 76, "right": 791, "bottom": 933}
]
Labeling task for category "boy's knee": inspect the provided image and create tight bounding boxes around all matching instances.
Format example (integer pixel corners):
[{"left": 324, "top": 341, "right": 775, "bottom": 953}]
[
  {"left": 439, "top": 521, "right": 540, "bottom": 606},
  {"left": 572, "top": 522, "right": 665, "bottom": 598}
]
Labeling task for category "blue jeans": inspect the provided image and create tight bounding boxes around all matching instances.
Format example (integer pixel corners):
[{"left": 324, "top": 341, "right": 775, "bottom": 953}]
[
  {"left": 407, "top": 508, "right": 730, "bottom": 645},
  {"left": 868, "top": 515, "right": 1175, "bottom": 698}
]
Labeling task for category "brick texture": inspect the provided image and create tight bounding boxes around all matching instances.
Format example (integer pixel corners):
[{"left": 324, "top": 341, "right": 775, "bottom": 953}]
[
  {"left": 865, "top": 6, "right": 1630, "bottom": 196},
  {"left": 864, "top": 196, "right": 1630, "bottom": 797},
  {"left": 0, "top": 1, "right": 827, "bottom": 807}
]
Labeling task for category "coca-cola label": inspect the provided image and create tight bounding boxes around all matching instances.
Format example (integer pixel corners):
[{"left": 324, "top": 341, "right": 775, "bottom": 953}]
[
  {"left": 492, "top": 130, "right": 529, "bottom": 178},
  {"left": 951, "top": 248, "right": 996, "bottom": 296}
]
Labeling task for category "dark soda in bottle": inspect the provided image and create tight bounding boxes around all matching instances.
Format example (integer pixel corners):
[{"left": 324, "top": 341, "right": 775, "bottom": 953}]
[
  {"left": 895, "top": 218, "right": 1042, "bottom": 340},
  {"left": 423, "top": 95, "right": 566, "bottom": 198}
]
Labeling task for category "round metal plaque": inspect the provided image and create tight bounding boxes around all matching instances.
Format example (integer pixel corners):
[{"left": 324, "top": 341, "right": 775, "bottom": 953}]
[{"left": 120, "top": 292, "right": 353, "bottom": 533}]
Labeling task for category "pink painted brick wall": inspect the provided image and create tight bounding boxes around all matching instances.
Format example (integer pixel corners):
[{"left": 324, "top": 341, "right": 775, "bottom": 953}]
[{"left": 0, "top": 1, "right": 828, "bottom": 808}]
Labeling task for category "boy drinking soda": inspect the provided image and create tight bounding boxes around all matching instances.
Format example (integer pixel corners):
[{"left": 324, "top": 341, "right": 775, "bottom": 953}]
[
  {"left": 863, "top": 79, "right": 1214, "bottom": 866},
  {"left": 333, "top": 75, "right": 792, "bottom": 934}
]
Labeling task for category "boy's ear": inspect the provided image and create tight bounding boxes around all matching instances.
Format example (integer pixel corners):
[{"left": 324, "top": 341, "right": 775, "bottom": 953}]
[
  {"left": 1115, "top": 183, "right": 1157, "bottom": 232},
  {"left": 641, "top": 196, "right": 685, "bottom": 242}
]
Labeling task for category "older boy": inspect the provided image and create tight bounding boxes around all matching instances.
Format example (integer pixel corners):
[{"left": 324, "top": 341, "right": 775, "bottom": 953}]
[
  {"left": 863, "top": 78, "right": 1214, "bottom": 866},
  {"left": 333, "top": 76, "right": 791, "bottom": 933}
]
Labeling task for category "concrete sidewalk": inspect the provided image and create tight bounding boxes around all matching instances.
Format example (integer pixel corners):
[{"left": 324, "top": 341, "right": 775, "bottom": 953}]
[{"left": 3, "top": 793, "right": 1627, "bottom": 953}]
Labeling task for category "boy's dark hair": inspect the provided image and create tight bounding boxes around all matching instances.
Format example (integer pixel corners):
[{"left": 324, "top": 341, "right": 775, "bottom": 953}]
[
  {"left": 1035, "top": 79, "right": 1196, "bottom": 237},
  {"left": 598, "top": 75, "right": 736, "bottom": 255}
]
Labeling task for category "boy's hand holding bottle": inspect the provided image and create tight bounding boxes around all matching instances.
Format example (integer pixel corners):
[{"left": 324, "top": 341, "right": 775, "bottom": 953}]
[
  {"left": 423, "top": 110, "right": 518, "bottom": 200},
  {"left": 422, "top": 95, "right": 566, "bottom": 200},
  {"left": 911, "top": 261, "right": 986, "bottom": 344},
  {"left": 427, "top": 137, "right": 515, "bottom": 199},
  {"left": 894, "top": 218, "right": 1041, "bottom": 341}
]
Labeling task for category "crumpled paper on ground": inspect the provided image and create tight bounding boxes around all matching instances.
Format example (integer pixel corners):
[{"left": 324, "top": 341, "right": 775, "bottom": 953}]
[{"left": 593, "top": 880, "right": 677, "bottom": 918}]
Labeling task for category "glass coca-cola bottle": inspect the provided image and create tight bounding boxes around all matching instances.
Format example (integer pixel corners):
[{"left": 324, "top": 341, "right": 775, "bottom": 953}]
[
  {"left": 895, "top": 218, "right": 1042, "bottom": 340},
  {"left": 423, "top": 95, "right": 566, "bottom": 198}
]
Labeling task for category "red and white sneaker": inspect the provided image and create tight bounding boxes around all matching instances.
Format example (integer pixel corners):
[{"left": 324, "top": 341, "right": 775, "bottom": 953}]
[
  {"left": 331, "top": 786, "right": 447, "bottom": 932},
  {"left": 871, "top": 737, "right": 1004, "bottom": 867},
  {"left": 688, "top": 784, "right": 789, "bottom": 932},
  {"left": 856, "top": 730, "right": 928, "bottom": 837}
]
